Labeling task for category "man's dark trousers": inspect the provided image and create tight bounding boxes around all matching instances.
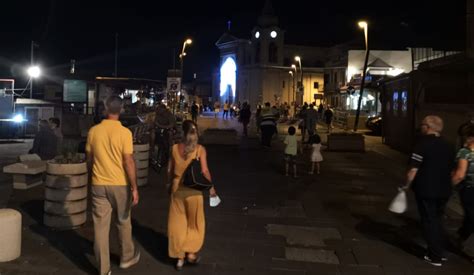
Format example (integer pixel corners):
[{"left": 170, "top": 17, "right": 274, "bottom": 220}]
[
  {"left": 415, "top": 194, "right": 448, "bottom": 260},
  {"left": 260, "top": 125, "right": 275, "bottom": 147}
]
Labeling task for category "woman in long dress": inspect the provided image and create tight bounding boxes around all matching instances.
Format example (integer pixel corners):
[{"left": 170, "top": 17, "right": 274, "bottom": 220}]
[{"left": 167, "top": 120, "right": 217, "bottom": 270}]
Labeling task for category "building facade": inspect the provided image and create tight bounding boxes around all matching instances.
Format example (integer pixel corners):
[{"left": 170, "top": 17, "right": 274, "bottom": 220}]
[{"left": 213, "top": 1, "right": 325, "bottom": 108}]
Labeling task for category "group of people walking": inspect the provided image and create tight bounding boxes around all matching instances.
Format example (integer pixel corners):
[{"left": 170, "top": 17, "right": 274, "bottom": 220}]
[
  {"left": 86, "top": 96, "right": 217, "bottom": 274},
  {"left": 84, "top": 95, "right": 474, "bottom": 273},
  {"left": 297, "top": 103, "right": 333, "bottom": 142},
  {"left": 402, "top": 115, "right": 474, "bottom": 266},
  {"left": 213, "top": 100, "right": 241, "bottom": 119}
]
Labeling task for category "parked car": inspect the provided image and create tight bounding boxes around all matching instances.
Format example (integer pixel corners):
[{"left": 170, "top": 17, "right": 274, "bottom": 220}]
[{"left": 366, "top": 115, "right": 382, "bottom": 135}]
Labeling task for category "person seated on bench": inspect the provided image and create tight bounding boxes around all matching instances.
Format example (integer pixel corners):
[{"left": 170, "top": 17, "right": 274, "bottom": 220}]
[{"left": 29, "top": 120, "right": 58, "bottom": 160}]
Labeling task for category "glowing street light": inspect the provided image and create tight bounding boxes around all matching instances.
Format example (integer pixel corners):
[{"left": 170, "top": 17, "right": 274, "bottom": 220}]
[
  {"left": 294, "top": 56, "right": 302, "bottom": 75},
  {"left": 180, "top": 37, "right": 193, "bottom": 76},
  {"left": 353, "top": 20, "right": 370, "bottom": 132},
  {"left": 358, "top": 21, "right": 368, "bottom": 50},
  {"left": 27, "top": 66, "right": 41, "bottom": 78},
  {"left": 27, "top": 65, "right": 41, "bottom": 99},
  {"left": 12, "top": 114, "right": 24, "bottom": 123},
  {"left": 181, "top": 38, "right": 193, "bottom": 58},
  {"left": 358, "top": 21, "right": 368, "bottom": 29}
]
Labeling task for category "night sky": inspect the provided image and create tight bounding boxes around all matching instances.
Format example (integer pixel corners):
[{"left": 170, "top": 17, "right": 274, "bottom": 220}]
[{"left": 0, "top": 0, "right": 466, "bottom": 86}]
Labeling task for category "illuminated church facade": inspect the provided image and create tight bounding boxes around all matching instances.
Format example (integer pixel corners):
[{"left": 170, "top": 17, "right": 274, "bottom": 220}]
[{"left": 213, "top": 0, "right": 326, "bottom": 107}]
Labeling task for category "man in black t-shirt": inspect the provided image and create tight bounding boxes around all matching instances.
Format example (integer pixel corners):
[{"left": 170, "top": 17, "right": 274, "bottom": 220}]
[
  {"left": 402, "top": 115, "right": 454, "bottom": 267},
  {"left": 323, "top": 106, "right": 334, "bottom": 133}
]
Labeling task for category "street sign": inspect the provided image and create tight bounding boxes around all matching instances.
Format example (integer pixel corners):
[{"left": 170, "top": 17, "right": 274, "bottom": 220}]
[
  {"left": 167, "top": 77, "right": 181, "bottom": 93},
  {"left": 63, "top": 79, "right": 87, "bottom": 102}
]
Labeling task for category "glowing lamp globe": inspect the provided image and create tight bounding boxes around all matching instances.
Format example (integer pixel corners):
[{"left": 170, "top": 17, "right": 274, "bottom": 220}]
[{"left": 27, "top": 66, "right": 41, "bottom": 78}]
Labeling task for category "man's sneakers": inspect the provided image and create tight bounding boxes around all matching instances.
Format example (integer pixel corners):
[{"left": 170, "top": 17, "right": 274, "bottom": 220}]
[
  {"left": 120, "top": 249, "right": 140, "bottom": 269},
  {"left": 423, "top": 255, "right": 442, "bottom": 267}
]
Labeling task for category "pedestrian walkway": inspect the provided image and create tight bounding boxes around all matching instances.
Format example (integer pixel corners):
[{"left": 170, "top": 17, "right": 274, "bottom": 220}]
[{"left": 0, "top": 119, "right": 472, "bottom": 274}]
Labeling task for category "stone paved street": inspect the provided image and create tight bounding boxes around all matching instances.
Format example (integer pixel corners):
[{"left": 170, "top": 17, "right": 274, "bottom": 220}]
[{"left": 0, "top": 116, "right": 473, "bottom": 274}]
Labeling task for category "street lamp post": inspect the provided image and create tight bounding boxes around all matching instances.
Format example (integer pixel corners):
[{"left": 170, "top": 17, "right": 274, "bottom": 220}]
[
  {"left": 29, "top": 41, "right": 39, "bottom": 99},
  {"left": 288, "top": 71, "right": 294, "bottom": 106},
  {"left": 291, "top": 64, "right": 297, "bottom": 117},
  {"left": 177, "top": 38, "right": 192, "bottom": 113},
  {"left": 294, "top": 56, "right": 303, "bottom": 104},
  {"left": 179, "top": 38, "right": 192, "bottom": 76},
  {"left": 353, "top": 21, "right": 370, "bottom": 132}
]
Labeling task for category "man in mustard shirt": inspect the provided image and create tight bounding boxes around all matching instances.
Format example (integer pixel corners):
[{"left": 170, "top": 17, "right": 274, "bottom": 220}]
[{"left": 86, "top": 96, "right": 140, "bottom": 275}]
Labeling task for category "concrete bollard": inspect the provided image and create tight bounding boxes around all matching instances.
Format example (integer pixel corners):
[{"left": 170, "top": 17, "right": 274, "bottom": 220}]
[{"left": 0, "top": 209, "right": 22, "bottom": 262}]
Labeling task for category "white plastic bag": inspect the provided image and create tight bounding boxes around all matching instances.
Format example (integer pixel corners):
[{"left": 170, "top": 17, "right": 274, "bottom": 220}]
[
  {"left": 388, "top": 188, "right": 407, "bottom": 214},
  {"left": 210, "top": 195, "right": 221, "bottom": 207}
]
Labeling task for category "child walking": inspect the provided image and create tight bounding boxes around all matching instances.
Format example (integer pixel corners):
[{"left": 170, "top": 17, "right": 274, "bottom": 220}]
[
  {"left": 284, "top": 126, "right": 298, "bottom": 178},
  {"left": 308, "top": 134, "right": 323, "bottom": 174}
]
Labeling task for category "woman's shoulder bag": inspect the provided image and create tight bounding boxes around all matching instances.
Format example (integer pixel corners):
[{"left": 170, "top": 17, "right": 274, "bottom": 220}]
[{"left": 183, "top": 146, "right": 213, "bottom": 191}]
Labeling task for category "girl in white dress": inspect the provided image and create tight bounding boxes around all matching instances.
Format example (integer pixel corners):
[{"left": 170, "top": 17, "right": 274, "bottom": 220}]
[{"left": 308, "top": 134, "right": 323, "bottom": 174}]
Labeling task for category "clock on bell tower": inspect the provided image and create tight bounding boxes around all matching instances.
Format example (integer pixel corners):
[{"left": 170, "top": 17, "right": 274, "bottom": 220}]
[{"left": 251, "top": 0, "right": 284, "bottom": 66}]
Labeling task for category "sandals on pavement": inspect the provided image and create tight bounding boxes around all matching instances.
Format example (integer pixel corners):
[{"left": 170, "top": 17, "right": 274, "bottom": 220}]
[
  {"left": 175, "top": 259, "right": 185, "bottom": 271},
  {"left": 186, "top": 254, "right": 201, "bottom": 265}
]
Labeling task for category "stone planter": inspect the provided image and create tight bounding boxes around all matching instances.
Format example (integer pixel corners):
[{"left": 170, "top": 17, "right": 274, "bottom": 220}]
[
  {"left": 327, "top": 133, "right": 365, "bottom": 152},
  {"left": 133, "top": 143, "right": 149, "bottom": 187},
  {"left": 44, "top": 161, "right": 88, "bottom": 229}
]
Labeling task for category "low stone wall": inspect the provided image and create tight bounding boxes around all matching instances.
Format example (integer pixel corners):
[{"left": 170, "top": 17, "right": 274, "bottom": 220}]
[
  {"left": 200, "top": 128, "right": 239, "bottom": 145},
  {"left": 327, "top": 133, "right": 365, "bottom": 152}
]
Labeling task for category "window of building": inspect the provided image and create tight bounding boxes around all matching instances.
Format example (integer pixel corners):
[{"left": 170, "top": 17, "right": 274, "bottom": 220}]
[
  {"left": 313, "top": 82, "right": 319, "bottom": 89},
  {"left": 401, "top": 91, "right": 408, "bottom": 116},
  {"left": 255, "top": 43, "right": 260, "bottom": 63},
  {"left": 282, "top": 81, "right": 285, "bottom": 88},
  {"left": 334, "top": 72, "right": 338, "bottom": 84},
  {"left": 324, "top": 74, "right": 330, "bottom": 85},
  {"left": 268, "top": 42, "right": 277, "bottom": 63},
  {"left": 393, "top": 91, "right": 399, "bottom": 116},
  {"left": 345, "top": 90, "right": 380, "bottom": 116}
]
